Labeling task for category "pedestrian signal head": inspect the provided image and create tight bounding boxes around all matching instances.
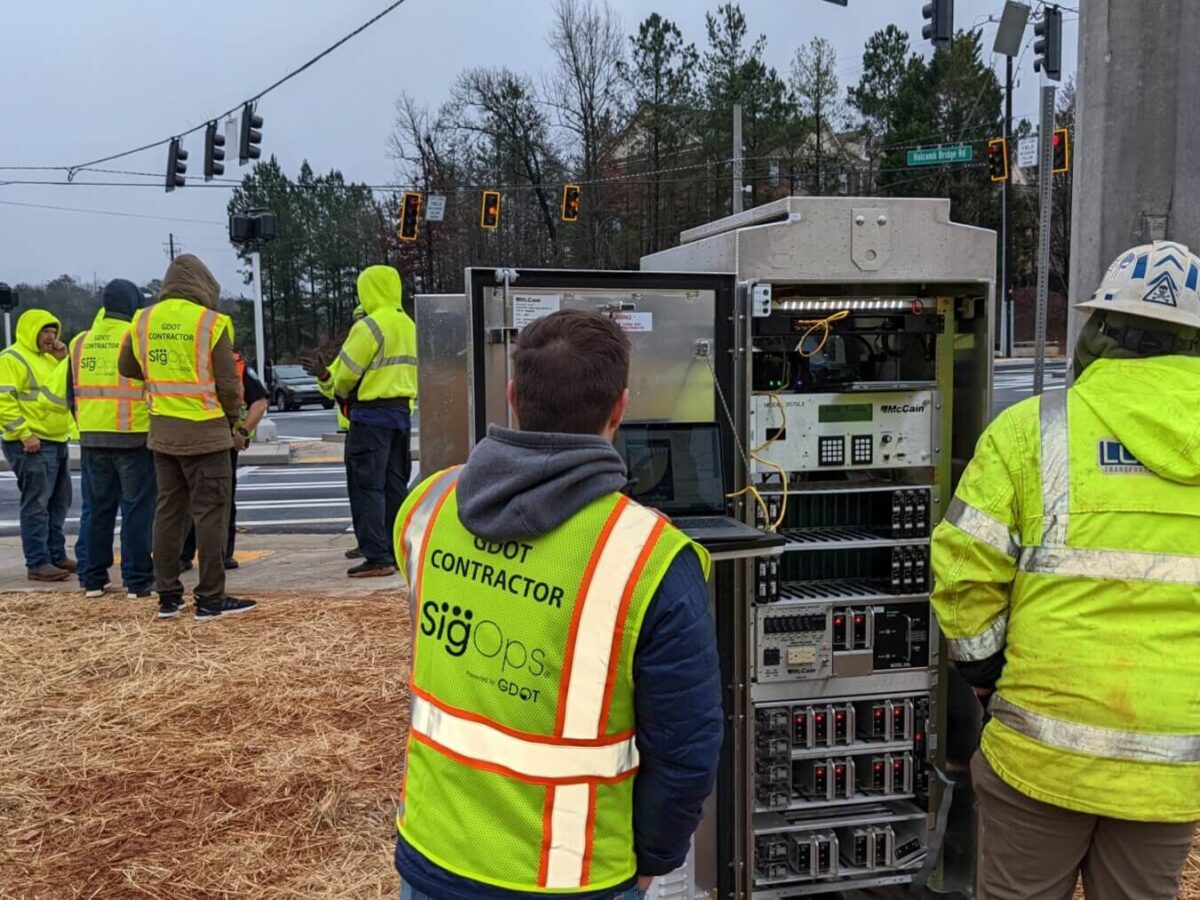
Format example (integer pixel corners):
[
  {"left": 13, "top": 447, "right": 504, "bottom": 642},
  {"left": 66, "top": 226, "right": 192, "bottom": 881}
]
[
  {"left": 1079, "top": 241, "right": 1200, "bottom": 332},
  {"left": 481, "top": 191, "right": 501, "bottom": 230}
]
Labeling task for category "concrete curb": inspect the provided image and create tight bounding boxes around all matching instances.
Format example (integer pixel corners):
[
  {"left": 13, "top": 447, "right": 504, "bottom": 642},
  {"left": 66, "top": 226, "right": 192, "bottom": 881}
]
[{"left": 0, "top": 440, "right": 292, "bottom": 472}]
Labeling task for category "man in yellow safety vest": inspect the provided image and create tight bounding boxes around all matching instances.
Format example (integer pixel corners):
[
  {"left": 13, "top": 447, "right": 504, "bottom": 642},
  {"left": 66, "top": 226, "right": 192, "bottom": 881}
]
[
  {"left": 329, "top": 267, "right": 416, "bottom": 578},
  {"left": 119, "top": 254, "right": 256, "bottom": 622},
  {"left": 392, "top": 310, "right": 723, "bottom": 900},
  {"left": 67, "top": 279, "right": 156, "bottom": 599},
  {"left": 0, "top": 308, "right": 73, "bottom": 581},
  {"left": 932, "top": 241, "right": 1200, "bottom": 899}
]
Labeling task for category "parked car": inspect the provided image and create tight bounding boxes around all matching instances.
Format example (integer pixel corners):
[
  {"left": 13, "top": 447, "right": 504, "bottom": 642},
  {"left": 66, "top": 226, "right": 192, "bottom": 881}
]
[{"left": 270, "top": 364, "right": 334, "bottom": 412}]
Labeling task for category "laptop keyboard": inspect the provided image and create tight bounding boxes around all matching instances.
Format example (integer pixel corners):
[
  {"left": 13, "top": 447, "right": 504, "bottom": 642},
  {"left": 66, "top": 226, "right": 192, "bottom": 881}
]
[{"left": 679, "top": 516, "right": 740, "bottom": 528}]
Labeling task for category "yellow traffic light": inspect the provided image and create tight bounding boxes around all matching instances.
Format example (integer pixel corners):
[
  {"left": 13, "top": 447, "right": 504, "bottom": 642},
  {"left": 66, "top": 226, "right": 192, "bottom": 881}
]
[
  {"left": 561, "top": 184, "right": 581, "bottom": 222},
  {"left": 481, "top": 190, "right": 501, "bottom": 230}
]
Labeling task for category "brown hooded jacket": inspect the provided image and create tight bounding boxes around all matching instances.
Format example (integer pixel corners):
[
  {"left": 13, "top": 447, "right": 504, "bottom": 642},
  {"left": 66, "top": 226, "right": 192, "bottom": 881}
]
[{"left": 119, "top": 254, "right": 242, "bottom": 455}]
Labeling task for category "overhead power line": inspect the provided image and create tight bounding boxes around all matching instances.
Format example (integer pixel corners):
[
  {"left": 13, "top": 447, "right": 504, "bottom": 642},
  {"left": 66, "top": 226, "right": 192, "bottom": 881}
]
[
  {"left": 0, "top": 199, "right": 226, "bottom": 226},
  {"left": 16, "top": 0, "right": 412, "bottom": 178}
]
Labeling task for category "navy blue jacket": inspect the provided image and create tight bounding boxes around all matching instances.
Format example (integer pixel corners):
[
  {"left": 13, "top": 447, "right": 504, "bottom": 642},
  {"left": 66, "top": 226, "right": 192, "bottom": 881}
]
[{"left": 395, "top": 547, "right": 723, "bottom": 899}]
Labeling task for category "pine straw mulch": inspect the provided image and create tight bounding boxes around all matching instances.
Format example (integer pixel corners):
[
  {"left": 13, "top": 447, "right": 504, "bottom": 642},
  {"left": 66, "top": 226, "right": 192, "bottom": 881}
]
[{"left": 0, "top": 591, "right": 409, "bottom": 899}]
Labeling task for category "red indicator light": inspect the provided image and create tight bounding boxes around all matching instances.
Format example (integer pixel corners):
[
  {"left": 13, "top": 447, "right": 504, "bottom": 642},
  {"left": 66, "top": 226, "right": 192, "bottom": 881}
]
[
  {"left": 874, "top": 763, "right": 884, "bottom": 771},
  {"left": 815, "top": 714, "right": 825, "bottom": 722},
  {"left": 855, "top": 615, "right": 864, "bottom": 624},
  {"left": 835, "top": 766, "right": 845, "bottom": 775}
]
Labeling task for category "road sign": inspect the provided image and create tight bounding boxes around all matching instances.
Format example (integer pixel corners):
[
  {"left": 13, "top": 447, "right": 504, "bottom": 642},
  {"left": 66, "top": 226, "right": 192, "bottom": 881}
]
[
  {"left": 1018, "top": 136, "right": 1039, "bottom": 168},
  {"left": 425, "top": 194, "right": 447, "bottom": 222},
  {"left": 906, "top": 145, "right": 973, "bottom": 167}
]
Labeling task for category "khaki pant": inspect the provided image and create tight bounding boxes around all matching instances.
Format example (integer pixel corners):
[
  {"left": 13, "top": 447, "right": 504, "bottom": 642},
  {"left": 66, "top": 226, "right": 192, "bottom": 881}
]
[
  {"left": 973, "top": 751, "right": 1196, "bottom": 900},
  {"left": 152, "top": 450, "right": 232, "bottom": 605}
]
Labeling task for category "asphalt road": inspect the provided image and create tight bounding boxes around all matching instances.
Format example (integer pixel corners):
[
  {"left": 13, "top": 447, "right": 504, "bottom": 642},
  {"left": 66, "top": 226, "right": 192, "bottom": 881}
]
[{"left": 0, "top": 364, "right": 1068, "bottom": 540}]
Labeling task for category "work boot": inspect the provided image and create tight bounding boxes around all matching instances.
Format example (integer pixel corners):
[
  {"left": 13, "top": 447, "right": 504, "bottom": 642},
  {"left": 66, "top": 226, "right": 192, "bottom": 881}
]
[
  {"left": 157, "top": 594, "right": 185, "bottom": 620},
  {"left": 28, "top": 564, "right": 70, "bottom": 582},
  {"left": 193, "top": 596, "right": 258, "bottom": 622},
  {"left": 347, "top": 560, "right": 396, "bottom": 578},
  {"left": 52, "top": 558, "right": 78, "bottom": 573},
  {"left": 344, "top": 547, "right": 364, "bottom": 560}
]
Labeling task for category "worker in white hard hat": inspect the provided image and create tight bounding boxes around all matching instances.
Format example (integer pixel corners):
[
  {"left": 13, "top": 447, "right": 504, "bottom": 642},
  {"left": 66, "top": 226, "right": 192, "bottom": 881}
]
[{"left": 931, "top": 240, "right": 1200, "bottom": 899}]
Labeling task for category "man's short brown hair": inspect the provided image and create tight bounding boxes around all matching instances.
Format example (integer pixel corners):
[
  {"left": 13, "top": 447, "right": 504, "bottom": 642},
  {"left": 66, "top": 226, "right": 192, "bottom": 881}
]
[{"left": 511, "top": 310, "right": 630, "bottom": 434}]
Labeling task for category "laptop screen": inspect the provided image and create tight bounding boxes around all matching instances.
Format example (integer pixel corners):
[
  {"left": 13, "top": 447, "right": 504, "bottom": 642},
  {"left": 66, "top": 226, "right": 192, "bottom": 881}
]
[{"left": 615, "top": 422, "right": 726, "bottom": 516}]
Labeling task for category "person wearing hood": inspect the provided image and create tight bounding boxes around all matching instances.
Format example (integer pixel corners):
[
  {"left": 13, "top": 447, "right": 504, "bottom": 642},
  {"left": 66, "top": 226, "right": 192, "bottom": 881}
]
[
  {"left": 0, "top": 308, "right": 74, "bottom": 581},
  {"left": 931, "top": 241, "right": 1200, "bottom": 900},
  {"left": 391, "top": 310, "right": 722, "bottom": 900},
  {"left": 119, "top": 254, "right": 256, "bottom": 622},
  {"left": 66, "top": 279, "right": 155, "bottom": 599},
  {"left": 327, "top": 267, "right": 416, "bottom": 578}
]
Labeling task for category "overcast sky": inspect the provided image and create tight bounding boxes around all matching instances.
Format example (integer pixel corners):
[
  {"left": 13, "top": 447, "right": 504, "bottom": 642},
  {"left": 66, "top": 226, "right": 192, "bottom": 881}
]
[{"left": 1, "top": 0, "right": 1077, "bottom": 295}]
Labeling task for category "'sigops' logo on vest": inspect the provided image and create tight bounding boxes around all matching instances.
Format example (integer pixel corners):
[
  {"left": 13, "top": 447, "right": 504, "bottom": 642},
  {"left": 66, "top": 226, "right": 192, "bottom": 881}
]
[{"left": 1098, "top": 439, "right": 1148, "bottom": 475}]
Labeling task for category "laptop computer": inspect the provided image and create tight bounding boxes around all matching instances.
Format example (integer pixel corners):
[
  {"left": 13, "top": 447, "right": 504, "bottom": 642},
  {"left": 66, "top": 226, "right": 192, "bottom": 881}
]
[{"left": 615, "top": 422, "right": 780, "bottom": 548}]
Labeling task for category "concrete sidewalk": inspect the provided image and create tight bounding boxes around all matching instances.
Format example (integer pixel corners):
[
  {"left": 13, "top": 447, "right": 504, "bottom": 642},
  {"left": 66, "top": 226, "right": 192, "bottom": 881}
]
[
  {"left": 0, "top": 440, "right": 291, "bottom": 472},
  {"left": 0, "top": 532, "right": 406, "bottom": 598}
]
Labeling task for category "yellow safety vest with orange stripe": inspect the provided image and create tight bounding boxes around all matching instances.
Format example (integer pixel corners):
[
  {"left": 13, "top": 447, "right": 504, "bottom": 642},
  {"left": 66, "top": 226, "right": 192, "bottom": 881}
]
[
  {"left": 69, "top": 317, "right": 148, "bottom": 434},
  {"left": 128, "top": 299, "right": 232, "bottom": 422},
  {"left": 394, "top": 468, "right": 710, "bottom": 893}
]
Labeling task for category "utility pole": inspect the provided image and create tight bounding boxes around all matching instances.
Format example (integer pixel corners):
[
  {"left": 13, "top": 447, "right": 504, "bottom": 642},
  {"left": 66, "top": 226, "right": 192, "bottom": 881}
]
[
  {"left": 168, "top": 233, "right": 176, "bottom": 261},
  {"left": 1033, "top": 83, "right": 1057, "bottom": 395},
  {"left": 732, "top": 104, "right": 744, "bottom": 214},
  {"left": 1068, "top": 0, "right": 1200, "bottom": 360}
]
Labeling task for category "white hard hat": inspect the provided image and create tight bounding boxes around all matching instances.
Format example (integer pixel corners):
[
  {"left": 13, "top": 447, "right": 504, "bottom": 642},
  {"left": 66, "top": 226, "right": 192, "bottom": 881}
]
[{"left": 1077, "top": 241, "right": 1200, "bottom": 330}]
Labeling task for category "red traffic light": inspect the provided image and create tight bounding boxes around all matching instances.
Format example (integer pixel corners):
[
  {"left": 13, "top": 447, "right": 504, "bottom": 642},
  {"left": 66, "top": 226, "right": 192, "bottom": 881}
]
[
  {"left": 398, "top": 191, "right": 422, "bottom": 242},
  {"left": 1052, "top": 128, "right": 1071, "bottom": 174},
  {"left": 987, "top": 137, "right": 1009, "bottom": 183}
]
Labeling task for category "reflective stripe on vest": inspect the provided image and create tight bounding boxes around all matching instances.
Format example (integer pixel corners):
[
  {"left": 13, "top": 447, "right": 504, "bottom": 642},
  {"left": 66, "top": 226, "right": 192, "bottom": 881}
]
[
  {"left": 136, "top": 304, "right": 223, "bottom": 415},
  {"left": 400, "top": 471, "right": 665, "bottom": 890},
  {"left": 0, "top": 348, "right": 66, "bottom": 407},
  {"left": 997, "top": 391, "right": 1200, "bottom": 757},
  {"left": 71, "top": 326, "right": 146, "bottom": 433}
]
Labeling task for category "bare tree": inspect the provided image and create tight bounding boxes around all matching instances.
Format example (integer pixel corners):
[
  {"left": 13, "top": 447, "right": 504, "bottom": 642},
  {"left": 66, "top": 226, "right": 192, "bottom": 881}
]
[
  {"left": 546, "top": 0, "right": 627, "bottom": 265},
  {"left": 791, "top": 37, "right": 843, "bottom": 194}
]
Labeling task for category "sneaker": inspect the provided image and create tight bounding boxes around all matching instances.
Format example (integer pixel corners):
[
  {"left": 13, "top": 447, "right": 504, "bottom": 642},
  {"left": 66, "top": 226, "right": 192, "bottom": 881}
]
[
  {"left": 157, "top": 595, "right": 185, "bottom": 619},
  {"left": 126, "top": 588, "right": 154, "bottom": 600},
  {"left": 84, "top": 584, "right": 112, "bottom": 599},
  {"left": 347, "top": 561, "right": 396, "bottom": 578},
  {"left": 223, "top": 557, "right": 240, "bottom": 570},
  {"left": 194, "top": 596, "right": 257, "bottom": 621},
  {"left": 28, "top": 564, "right": 70, "bottom": 582},
  {"left": 52, "top": 558, "right": 78, "bottom": 574},
  {"left": 344, "top": 547, "right": 364, "bottom": 560}
]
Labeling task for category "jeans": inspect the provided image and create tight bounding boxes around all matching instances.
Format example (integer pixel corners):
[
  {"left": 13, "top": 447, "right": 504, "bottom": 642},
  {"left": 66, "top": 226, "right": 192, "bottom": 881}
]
[
  {"left": 78, "top": 446, "right": 156, "bottom": 592},
  {"left": 153, "top": 450, "right": 232, "bottom": 604},
  {"left": 400, "top": 887, "right": 644, "bottom": 900},
  {"left": 346, "top": 421, "right": 411, "bottom": 564},
  {"left": 181, "top": 448, "right": 239, "bottom": 562},
  {"left": 2, "top": 439, "right": 71, "bottom": 571}
]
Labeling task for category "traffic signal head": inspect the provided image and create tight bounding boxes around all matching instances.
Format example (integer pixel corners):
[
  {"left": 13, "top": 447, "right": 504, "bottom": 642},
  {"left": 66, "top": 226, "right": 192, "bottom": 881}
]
[
  {"left": 561, "top": 184, "right": 581, "bottom": 222},
  {"left": 165, "top": 137, "right": 188, "bottom": 192},
  {"left": 1034, "top": 6, "right": 1063, "bottom": 81},
  {"left": 0, "top": 283, "right": 17, "bottom": 312},
  {"left": 481, "top": 190, "right": 501, "bottom": 230},
  {"left": 239, "top": 102, "right": 264, "bottom": 165},
  {"left": 1052, "top": 128, "right": 1070, "bottom": 173},
  {"left": 204, "top": 121, "right": 226, "bottom": 181},
  {"left": 987, "top": 138, "right": 1009, "bottom": 182},
  {"left": 399, "top": 192, "right": 422, "bottom": 242},
  {"left": 922, "top": 0, "right": 954, "bottom": 48}
]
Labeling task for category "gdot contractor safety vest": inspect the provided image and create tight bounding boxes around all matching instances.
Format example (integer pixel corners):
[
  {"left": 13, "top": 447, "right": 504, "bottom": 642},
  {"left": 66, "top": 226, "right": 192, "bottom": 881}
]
[
  {"left": 70, "top": 319, "right": 148, "bottom": 434},
  {"left": 129, "top": 299, "right": 232, "bottom": 422},
  {"left": 394, "top": 467, "right": 710, "bottom": 892},
  {"left": 932, "top": 362, "right": 1200, "bottom": 822}
]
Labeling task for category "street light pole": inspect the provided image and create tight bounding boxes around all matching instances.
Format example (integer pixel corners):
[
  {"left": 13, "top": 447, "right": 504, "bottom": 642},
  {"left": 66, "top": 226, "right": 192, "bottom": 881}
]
[{"left": 251, "top": 249, "right": 266, "bottom": 393}]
